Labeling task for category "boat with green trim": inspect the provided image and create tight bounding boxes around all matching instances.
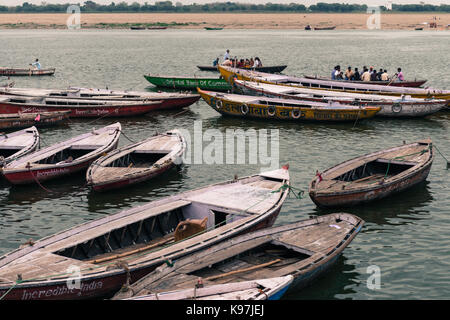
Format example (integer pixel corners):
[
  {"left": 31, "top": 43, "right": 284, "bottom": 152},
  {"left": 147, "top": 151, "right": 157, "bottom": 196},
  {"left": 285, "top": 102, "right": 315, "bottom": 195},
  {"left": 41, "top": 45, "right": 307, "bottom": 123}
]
[{"left": 144, "top": 74, "right": 232, "bottom": 91}]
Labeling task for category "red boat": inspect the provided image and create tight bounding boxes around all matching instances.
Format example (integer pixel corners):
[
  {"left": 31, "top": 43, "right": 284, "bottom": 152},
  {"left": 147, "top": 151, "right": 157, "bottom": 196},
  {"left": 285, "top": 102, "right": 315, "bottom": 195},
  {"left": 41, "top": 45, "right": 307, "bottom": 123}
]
[
  {"left": 2, "top": 123, "right": 121, "bottom": 185},
  {"left": 0, "top": 167, "right": 289, "bottom": 300}
]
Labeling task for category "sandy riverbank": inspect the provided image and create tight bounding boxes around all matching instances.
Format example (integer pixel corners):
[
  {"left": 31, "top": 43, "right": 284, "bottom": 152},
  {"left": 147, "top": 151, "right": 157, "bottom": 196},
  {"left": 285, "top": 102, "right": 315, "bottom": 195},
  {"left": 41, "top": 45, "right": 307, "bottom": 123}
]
[{"left": 0, "top": 13, "right": 449, "bottom": 30}]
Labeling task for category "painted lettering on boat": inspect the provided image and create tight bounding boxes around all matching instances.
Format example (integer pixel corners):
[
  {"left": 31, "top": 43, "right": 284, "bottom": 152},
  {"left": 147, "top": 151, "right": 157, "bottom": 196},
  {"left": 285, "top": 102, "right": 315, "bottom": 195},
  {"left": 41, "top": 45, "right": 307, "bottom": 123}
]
[
  {"left": 36, "top": 168, "right": 71, "bottom": 178},
  {"left": 20, "top": 281, "right": 103, "bottom": 300}
]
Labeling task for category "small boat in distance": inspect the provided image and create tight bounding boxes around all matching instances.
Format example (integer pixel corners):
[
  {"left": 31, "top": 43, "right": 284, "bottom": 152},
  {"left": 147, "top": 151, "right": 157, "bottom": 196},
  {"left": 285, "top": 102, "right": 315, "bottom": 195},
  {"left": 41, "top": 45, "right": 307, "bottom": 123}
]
[
  {"left": 0, "top": 166, "right": 290, "bottom": 299},
  {"left": 2, "top": 123, "right": 121, "bottom": 185},
  {"left": 0, "top": 127, "right": 39, "bottom": 168},
  {"left": 309, "top": 139, "right": 434, "bottom": 207},
  {"left": 0, "top": 68, "right": 55, "bottom": 77},
  {"left": 122, "top": 276, "right": 294, "bottom": 300},
  {"left": 112, "top": 213, "right": 364, "bottom": 300},
  {"left": 197, "top": 65, "right": 287, "bottom": 74},
  {"left": 314, "top": 26, "right": 336, "bottom": 30},
  {"left": 198, "top": 88, "right": 380, "bottom": 121},
  {"left": 87, "top": 130, "right": 186, "bottom": 192},
  {"left": 204, "top": 27, "right": 223, "bottom": 30},
  {"left": 0, "top": 111, "right": 70, "bottom": 130},
  {"left": 130, "top": 26, "right": 146, "bottom": 30},
  {"left": 147, "top": 26, "right": 167, "bottom": 30}
]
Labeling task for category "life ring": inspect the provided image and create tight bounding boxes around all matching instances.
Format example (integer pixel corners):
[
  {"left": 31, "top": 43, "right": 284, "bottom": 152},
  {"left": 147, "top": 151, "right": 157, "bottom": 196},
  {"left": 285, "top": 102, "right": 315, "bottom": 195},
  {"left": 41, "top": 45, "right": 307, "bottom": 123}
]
[
  {"left": 392, "top": 103, "right": 402, "bottom": 113},
  {"left": 267, "top": 105, "right": 276, "bottom": 116},
  {"left": 240, "top": 104, "right": 249, "bottom": 115},
  {"left": 216, "top": 99, "right": 223, "bottom": 109},
  {"left": 291, "top": 108, "right": 301, "bottom": 119}
]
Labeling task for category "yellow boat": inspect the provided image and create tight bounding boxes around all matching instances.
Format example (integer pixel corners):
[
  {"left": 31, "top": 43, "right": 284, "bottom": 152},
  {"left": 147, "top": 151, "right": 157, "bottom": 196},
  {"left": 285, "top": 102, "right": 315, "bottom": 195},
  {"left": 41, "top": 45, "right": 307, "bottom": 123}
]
[
  {"left": 218, "top": 66, "right": 450, "bottom": 101},
  {"left": 197, "top": 88, "right": 380, "bottom": 121}
]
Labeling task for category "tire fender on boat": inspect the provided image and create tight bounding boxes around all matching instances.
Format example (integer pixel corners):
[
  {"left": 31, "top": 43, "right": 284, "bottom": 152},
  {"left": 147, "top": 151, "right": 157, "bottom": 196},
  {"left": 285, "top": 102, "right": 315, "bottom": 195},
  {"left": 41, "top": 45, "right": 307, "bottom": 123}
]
[
  {"left": 267, "top": 105, "right": 276, "bottom": 116},
  {"left": 291, "top": 108, "right": 301, "bottom": 119},
  {"left": 240, "top": 104, "right": 249, "bottom": 115},
  {"left": 392, "top": 103, "right": 402, "bottom": 113},
  {"left": 216, "top": 99, "right": 223, "bottom": 109}
]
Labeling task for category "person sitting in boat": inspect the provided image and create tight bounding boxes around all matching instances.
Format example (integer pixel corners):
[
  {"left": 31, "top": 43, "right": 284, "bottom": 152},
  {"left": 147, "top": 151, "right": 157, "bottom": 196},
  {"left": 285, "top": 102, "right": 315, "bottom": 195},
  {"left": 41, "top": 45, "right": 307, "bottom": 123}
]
[
  {"left": 213, "top": 58, "right": 219, "bottom": 67},
  {"left": 30, "top": 59, "right": 41, "bottom": 70},
  {"left": 249, "top": 58, "right": 254, "bottom": 68},
  {"left": 370, "top": 68, "right": 378, "bottom": 81},
  {"left": 331, "top": 66, "right": 338, "bottom": 80},
  {"left": 376, "top": 68, "right": 384, "bottom": 81},
  {"left": 361, "top": 67, "right": 371, "bottom": 82},
  {"left": 345, "top": 66, "right": 354, "bottom": 80},
  {"left": 352, "top": 67, "right": 361, "bottom": 81},
  {"left": 381, "top": 69, "right": 389, "bottom": 81},
  {"left": 395, "top": 68, "right": 405, "bottom": 81},
  {"left": 253, "top": 57, "right": 262, "bottom": 68},
  {"left": 221, "top": 58, "right": 232, "bottom": 66}
]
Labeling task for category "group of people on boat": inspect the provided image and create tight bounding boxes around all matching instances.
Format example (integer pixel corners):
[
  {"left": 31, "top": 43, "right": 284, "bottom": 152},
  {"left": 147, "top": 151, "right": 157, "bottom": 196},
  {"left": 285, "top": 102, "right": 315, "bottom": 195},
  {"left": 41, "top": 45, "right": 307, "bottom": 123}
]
[
  {"left": 213, "top": 50, "right": 263, "bottom": 68},
  {"left": 331, "top": 65, "right": 405, "bottom": 82}
]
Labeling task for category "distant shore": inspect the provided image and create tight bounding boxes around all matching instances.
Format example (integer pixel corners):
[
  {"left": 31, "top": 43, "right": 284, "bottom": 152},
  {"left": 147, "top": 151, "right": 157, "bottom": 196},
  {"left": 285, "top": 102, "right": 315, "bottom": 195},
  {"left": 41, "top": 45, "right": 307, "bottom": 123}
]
[{"left": 0, "top": 13, "right": 449, "bottom": 30}]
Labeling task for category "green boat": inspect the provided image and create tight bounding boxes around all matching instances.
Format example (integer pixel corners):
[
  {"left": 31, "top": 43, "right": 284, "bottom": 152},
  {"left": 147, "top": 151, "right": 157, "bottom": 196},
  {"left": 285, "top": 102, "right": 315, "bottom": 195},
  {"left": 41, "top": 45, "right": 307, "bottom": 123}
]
[
  {"left": 144, "top": 74, "right": 232, "bottom": 91},
  {"left": 204, "top": 27, "right": 223, "bottom": 30}
]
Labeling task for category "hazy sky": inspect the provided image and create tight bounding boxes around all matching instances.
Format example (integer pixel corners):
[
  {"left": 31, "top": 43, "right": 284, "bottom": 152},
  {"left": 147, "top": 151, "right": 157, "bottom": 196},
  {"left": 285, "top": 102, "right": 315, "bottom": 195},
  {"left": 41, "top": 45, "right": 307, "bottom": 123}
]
[{"left": 1, "top": 1, "right": 449, "bottom": 6}]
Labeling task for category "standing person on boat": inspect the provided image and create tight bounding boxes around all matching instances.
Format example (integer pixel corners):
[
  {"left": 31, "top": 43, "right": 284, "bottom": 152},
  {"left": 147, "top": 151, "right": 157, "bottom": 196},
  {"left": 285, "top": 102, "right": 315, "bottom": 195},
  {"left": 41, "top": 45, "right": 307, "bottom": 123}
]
[
  {"left": 395, "top": 68, "right": 405, "bottom": 81},
  {"left": 381, "top": 69, "right": 389, "bottom": 81},
  {"left": 353, "top": 67, "right": 361, "bottom": 81},
  {"left": 213, "top": 58, "right": 219, "bottom": 67},
  {"left": 30, "top": 59, "right": 41, "bottom": 70},
  {"left": 224, "top": 49, "right": 231, "bottom": 61},
  {"left": 345, "top": 66, "right": 354, "bottom": 80}
]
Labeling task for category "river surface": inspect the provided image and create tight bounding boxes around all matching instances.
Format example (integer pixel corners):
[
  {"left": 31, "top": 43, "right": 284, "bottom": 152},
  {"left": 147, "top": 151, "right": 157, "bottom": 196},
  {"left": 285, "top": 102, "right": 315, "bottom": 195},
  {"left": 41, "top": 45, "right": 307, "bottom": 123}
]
[{"left": 0, "top": 29, "right": 449, "bottom": 299}]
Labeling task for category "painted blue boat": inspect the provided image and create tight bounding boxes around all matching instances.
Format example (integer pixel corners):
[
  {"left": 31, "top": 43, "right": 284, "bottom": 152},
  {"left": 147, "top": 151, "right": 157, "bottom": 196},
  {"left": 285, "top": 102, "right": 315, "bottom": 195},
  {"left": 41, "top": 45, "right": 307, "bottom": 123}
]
[{"left": 112, "top": 213, "right": 364, "bottom": 299}]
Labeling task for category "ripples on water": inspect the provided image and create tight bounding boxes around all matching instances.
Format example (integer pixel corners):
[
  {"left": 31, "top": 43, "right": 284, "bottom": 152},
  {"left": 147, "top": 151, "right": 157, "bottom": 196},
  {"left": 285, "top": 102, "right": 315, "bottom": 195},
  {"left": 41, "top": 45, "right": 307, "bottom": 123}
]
[{"left": 0, "top": 29, "right": 449, "bottom": 299}]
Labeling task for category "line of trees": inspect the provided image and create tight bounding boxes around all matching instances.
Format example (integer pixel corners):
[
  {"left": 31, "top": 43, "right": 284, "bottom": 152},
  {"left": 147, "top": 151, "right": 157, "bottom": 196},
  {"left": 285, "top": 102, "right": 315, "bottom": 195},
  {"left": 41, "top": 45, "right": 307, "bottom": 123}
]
[{"left": 0, "top": 2, "right": 449, "bottom": 13}]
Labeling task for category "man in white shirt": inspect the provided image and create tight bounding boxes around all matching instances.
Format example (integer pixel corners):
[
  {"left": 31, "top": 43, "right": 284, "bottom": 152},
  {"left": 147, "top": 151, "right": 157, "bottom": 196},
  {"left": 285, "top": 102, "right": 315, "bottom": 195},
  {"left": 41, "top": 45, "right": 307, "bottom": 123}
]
[
  {"left": 31, "top": 59, "right": 41, "bottom": 70},
  {"left": 224, "top": 50, "right": 230, "bottom": 61}
]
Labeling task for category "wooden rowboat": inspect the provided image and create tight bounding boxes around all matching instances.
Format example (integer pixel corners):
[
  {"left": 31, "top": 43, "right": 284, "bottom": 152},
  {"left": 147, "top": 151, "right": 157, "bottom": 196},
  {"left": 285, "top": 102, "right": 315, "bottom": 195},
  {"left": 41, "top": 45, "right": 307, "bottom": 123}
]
[
  {"left": 304, "top": 75, "right": 427, "bottom": 88},
  {"left": 218, "top": 66, "right": 450, "bottom": 101},
  {"left": 0, "top": 166, "right": 289, "bottom": 299},
  {"left": 0, "top": 111, "right": 70, "bottom": 130},
  {"left": 86, "top": 130, "right": 186, "bottom": 192},
  {"left": 233, "top": 80, "right": 447, "bottom": 118},
  {"left": 314, "top": 26, "right": 336, "bottom": 30},
  {"left": 0, "top": 96, "right": 166, "bottom": 118},
  {"left": 144, "top": 74, "right": 232, "bottom": 91},
  {"left": 197, "top": 65, "right": 287, "bottom": 74},
  {"left": 309, "top": 140, "right": 434, "bottom": 207},
  {"left": 122, "top": 276, "right": 294, "bottom": 300},
  {"left": 0, "top": 127, "right": 39, "bottom": 168},
  {"left": 2, "top": 123, "right": 121, "bottom": 185},
  {"left": 204, "top": 27, "right": 223, "bottom": 30},
  {"left": 0, "top": 68, "right": 55, "bottom": 77},
  {"left": 198, "top": 88, "right": 380, "bottom": 121},
  {"left": 112, "top": 213, "right": 364, "bottom": 300}
]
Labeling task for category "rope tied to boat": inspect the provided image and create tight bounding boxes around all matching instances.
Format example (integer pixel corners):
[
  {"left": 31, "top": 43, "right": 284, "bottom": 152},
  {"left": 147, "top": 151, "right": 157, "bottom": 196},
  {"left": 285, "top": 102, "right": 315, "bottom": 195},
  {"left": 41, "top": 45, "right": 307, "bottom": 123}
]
[
  {"left": 433, "top": 144, "right": 450, "bottom": 169},
  {"left": 0, "top": 278, "right": 23, "bottom": 300},
  {"left": 274, "top": 183, "right": 305, "bottom": 200}
]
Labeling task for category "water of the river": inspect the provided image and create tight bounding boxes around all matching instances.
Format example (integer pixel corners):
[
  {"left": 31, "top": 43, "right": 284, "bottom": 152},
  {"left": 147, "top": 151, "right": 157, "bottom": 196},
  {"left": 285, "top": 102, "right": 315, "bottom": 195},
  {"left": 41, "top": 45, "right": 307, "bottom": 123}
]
[{"left": 0, "top": 29, "right": 449, "bottom": 299}]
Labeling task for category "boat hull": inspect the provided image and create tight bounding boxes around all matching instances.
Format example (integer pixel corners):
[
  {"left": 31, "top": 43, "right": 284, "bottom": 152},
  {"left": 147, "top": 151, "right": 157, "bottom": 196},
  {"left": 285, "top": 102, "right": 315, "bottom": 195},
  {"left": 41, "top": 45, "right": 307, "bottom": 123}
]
[
  {"left": 199, "top": 89, "right": 380, "bottom": 122},
  {"left": 304, "top": 76, "right": 427, "bottom": 88},
  {"left": 0, "top": 112, "right": 70, "bottom": 130},
  {"left": 0, "top": 68, "right": 55, "bottom": 76},
  {"left": 144, "top": 75, "right": 232, "bottom": 91}
]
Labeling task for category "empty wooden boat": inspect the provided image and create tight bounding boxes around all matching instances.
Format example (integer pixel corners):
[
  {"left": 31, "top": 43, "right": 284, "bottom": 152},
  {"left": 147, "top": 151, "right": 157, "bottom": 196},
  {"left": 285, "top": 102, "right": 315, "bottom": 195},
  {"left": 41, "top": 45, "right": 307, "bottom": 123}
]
[
  {"left": 2, "top": 123, "right": 121, "bottom": 185},
  {"left": 0, "top": 87, "right": 201, "bottom": 109},
  {"left": 198, "top": 88, "right": 380, "bottom": 121},
  {"left": 112, "top": 213, "right": 364, "bottom": 300},
  {"left": 123, "top": 276, "right": 294, "bottom": 300},
  {"left": 309, "top": 140, "right": 434, "bottom": 207},
  {"left": 197, "top": 65, "right": 287, "bottom": 74},
  {"left": 0, "top": 166, "right": 289, "bottom": 300},
  {"left": 87, "top": 130, "right": 186, "bottom": 192},
  {"left": 0, "top": 68, "right": 55, "bottom": 77},
  {"left": 218, "top": 66, "right": 450, "bottom": 101},
  {"left": 0, "top": 127, "right": 39, "bottom": 168},
  {"left": 304, "top": 75, "right": 427, "bottom": 88},
  {"left": 0, "top": 111, "right": 70, "bottom": 130},
  {"left": 0, "top": 96, "right": 165, "bottom": 118},
  {"left": 233, "top": 80, "right": 447, "bottom": 117}
]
